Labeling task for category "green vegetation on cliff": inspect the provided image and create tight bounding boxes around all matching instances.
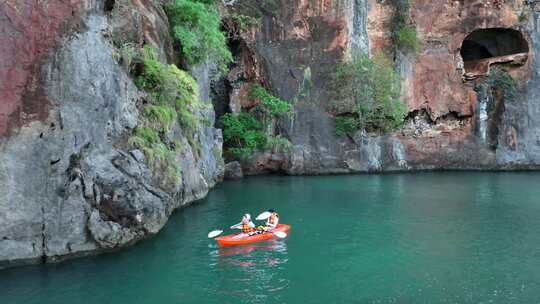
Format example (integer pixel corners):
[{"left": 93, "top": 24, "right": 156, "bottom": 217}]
[
  {"left": 390, "top": 0, "right": 420, "bottom": 53},
  {"left": 135, "top": 46, "right": 201, "bottom": 131},
  {"left": 334, "top": 115, "right": 361, "bottom": 138},
  {"left": 250, "top": 84, "right": 293, "bottom": 118},
  {"left": 484, "top": 67, "right": 518, "bottom": 103},
  {"left": 331, "top": 53, "right": 407, "bottom": 136},
  {"left": 220, "top": 85, "right": 293, "bottom": 159},
  {"left": 396, "top": 27, "right": 420, "bottom": 53},
  {"left": 224, "top": 0, "right": 279, "bottom": 19},
  {"left": 129, "top": 46, "right": 205, "bottom": 183},
  {"left": 220, "top": 112, "right": 266, "bottom": 159},
  {"left": 329, "top": 0, "right": 415, "bottom": 137},
  {"left": 165, "top": 0, "right": 233, "bottom": 72},
  {"left": 228, "top": 13, "right": 260, "bottom": 31}
]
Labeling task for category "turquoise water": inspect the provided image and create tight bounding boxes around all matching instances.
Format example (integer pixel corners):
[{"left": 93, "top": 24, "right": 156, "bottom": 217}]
[{"left": 3, "top": 173, "right": 540, "bottom": 303}]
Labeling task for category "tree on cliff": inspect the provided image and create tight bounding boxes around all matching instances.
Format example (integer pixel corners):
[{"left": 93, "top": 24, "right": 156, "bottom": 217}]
[
  {"left": 331, "top": 52, "right": 407, "bottom": 136},
  {"left": 165, "top": 0, "right": 233, "bottom": 73}
]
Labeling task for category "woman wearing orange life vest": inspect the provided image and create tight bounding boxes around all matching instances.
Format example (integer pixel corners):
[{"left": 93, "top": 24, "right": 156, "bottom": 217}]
[
  {"left": 239, "top": 214, "right": 256, "bottom": 234},
  {"left": 266, "top": 209, "right": 279, "bottom": 230}
]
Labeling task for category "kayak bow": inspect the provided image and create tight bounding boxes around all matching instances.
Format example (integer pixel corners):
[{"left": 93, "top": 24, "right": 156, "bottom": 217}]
[{"left": 215, "top": 224, "right": 291, "bottom": 247}]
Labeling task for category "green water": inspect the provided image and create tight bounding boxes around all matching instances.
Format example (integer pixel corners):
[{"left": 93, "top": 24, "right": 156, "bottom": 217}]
[{"left": 3, "top": 173, "right": 540, "bottom": 303}]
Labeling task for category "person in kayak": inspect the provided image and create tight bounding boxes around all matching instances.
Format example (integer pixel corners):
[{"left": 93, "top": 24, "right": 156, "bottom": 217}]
[
  {"left": 239, "top": 214, "right": 256, "bottom": 234},
  {"left": 266, "top": 209, "right": 279, "bottom": 230}
]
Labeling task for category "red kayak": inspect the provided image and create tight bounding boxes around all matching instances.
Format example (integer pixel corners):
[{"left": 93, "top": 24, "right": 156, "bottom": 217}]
[{"left": 215, "top": 224, "right": 291, "bottom": 247}]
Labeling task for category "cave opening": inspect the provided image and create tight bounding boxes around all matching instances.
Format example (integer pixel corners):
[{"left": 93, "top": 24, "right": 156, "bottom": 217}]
[
  {"left": 212, "top": 20, "right": 258, "bottom": 127},
  {"left": 104, "top": 0, "right": 115, "bottom": 12},
  {"left": 461, "top": 28, "right": 528, "bottom": 61},
  {"left": 209, "top": 24, "right": 239, "bottom": 128},
  {"left": 460, "top": 28, "right": 528, "bottom": 76}
]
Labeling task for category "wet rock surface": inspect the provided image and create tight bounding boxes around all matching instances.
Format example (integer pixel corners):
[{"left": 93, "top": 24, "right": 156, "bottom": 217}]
[{"left": 224, "top": 162, "right": 244, "bottom": 180}]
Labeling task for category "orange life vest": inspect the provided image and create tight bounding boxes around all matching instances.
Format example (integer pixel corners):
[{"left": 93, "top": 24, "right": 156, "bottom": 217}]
[{"left": 241, "top": 223, "right": 254, "bottom": 233}]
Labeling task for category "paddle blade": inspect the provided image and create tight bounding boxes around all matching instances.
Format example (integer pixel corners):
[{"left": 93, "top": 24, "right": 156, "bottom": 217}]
[
  {"left": 208, "top": 230, "right": 223, "bottom": 238},
  {"left": 256, "top": 211, "right": 272, "bottom": 221},
  {"left": 230, "top": 222, "right": 242, "bottom": 229},
  {"left": 273, "top": 231, "right": 287, "bottom": 239}
]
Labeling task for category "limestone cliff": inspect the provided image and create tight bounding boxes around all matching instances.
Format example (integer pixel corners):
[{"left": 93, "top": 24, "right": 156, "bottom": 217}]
[
  {"left": 221, "top": 0, "right": 540, "bottom": 173},
  {"left": 0, "top": 1, "right": 223, "bottom": 267}
]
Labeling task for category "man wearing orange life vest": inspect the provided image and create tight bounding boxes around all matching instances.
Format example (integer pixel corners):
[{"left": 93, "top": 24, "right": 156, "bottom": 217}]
[{"left": 266, "top": 209, "right": 279, "bottom": 230}]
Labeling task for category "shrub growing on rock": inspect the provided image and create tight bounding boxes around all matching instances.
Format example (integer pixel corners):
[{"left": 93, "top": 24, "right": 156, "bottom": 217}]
[
  {"left": 220, "top": 85, "right": 293, "bottom": 160},
  {"left": 335, "top": 115, "right": 361, "bottom": 138},
  {"left": 220, "top": 112, "right": 267, "bottom": 159},
  {"left": 229, "top": 13, "right": 260, "bottom": 31},
  {"left": 128, "top": 127, "right": 181, "bottom": 184},
  {"left": 136, "top": 45, "right": 202, "bottom": 131},
  {"left": 250, "top": 84, "right": 293, "bottom": 117},
  {"left": 396, "top": 26, "right": 421, "bottom": 53},
  {"left": 130, "top": 45, "right": 206, "bottom": 184},
  {"left": 390, "top": 0, "right": 421, "bottom": 54},
  {"left": 331, "top": 52, "right": 407, "bottom": 135},
  {"left": 485, "top": 67, "right": 518, "bottom": 103},
  {"left": 266, "top": 135, "right": 292, "bottom": 154},
  {"left": 165, "top": 0, "right": 233, "bottom": 72}
]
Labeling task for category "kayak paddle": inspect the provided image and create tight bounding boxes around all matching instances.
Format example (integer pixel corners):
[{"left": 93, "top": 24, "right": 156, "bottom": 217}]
[
  {"left": 209, "top": 222, "right": 242, "bottom": 238},
  {"left": 208, "top": 230, "right": 223, "bottom": 238},
  {"left": 273, "top": 231, "right": 287, "bottom": 238},
  {"left": 209, "top": 221, "right": 243, "bottom": 238},
  {"left": 256, "top": 211, "right": 272, "bottom": 221},
  {"left": 230, "top": 222, "right": 242, "bottom": 229}
]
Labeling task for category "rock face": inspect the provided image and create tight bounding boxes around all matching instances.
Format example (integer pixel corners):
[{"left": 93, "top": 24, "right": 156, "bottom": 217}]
[
  {"left": 222, "top": 0, "right": 540, "bottom": 173},
  {"left": 0, "top": 0, "right": 83, "bottom": 137},
  {"left": 0, "top": 1, "right": 223, "bottom": 267},
  {"left": 224, "top": 161, "right": 244, "bottom": 180}
]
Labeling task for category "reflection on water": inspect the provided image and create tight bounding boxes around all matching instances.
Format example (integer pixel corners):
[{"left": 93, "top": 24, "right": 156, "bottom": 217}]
[
  {"left": 215, "top": 240, "right": 288, "bottom": 258},
  {"left": 208, "top": 241, "right": 289, "bottom": 303}
]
